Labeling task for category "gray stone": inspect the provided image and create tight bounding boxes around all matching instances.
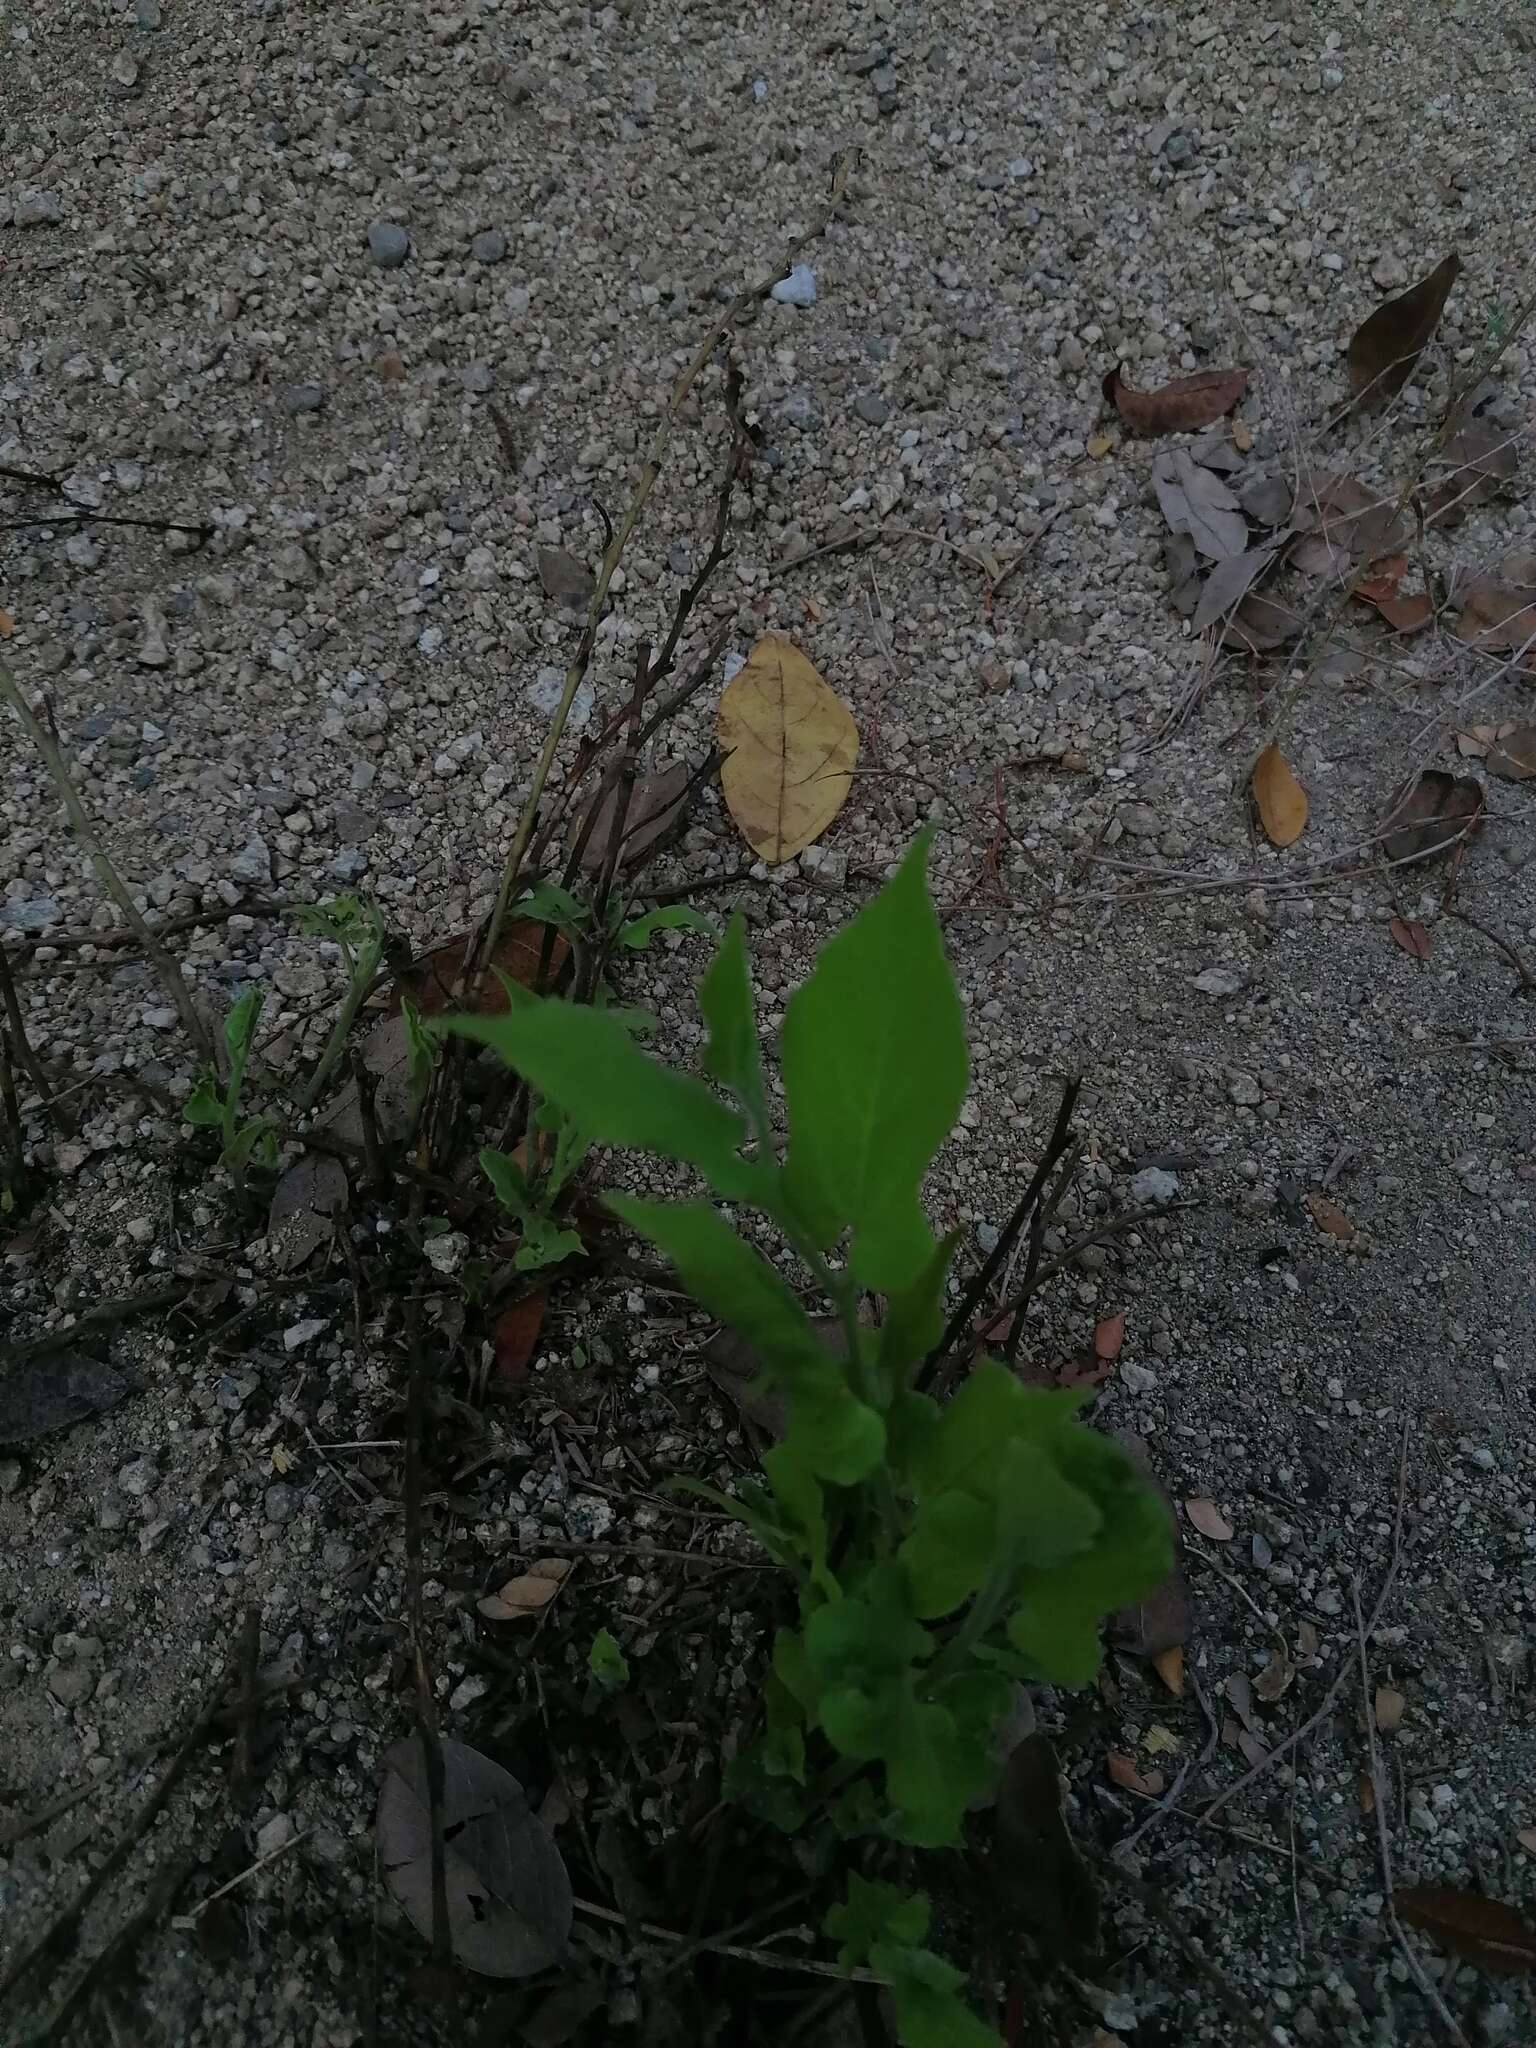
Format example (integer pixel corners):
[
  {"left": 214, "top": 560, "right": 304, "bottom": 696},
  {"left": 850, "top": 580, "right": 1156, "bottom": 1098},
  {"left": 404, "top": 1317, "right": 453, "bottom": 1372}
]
[
  {"left": 779, "top": 389, "right": 823, "bottom": 432},
  {"left": 281, "top": 383, "right": 325, "bottom": 416},
  {"left": 1163, "top": 130, "right": 1194, "bottom": 165},
  {"left": 274, "top": 542, "right": 315, "bottom": 587},
  {"left": 1228, "top": 1071, "right": 1263, "bottom": 1107},
  {"left": 49, "top": 1662, "right": 97, "bottom": 1707},
  {"left": 13, "top": 190, "right": 63, "bottom": 228},
  {"left": 0, "top": 898, "right": 61, "bottom": 932},
  {"left": 1118, "top": 802, "right": 1160, "bottom": 837},
  {"left": 138, "top": 599, "right": 170, "bottom": 669},
  {"left": 230, "top": 835, "right": 272, "bottom": 886},
  {"left": 118, "top": 1455, "right": 158, "bottom": 1497},
  {"left": 770, "top": 264, "right": 816, "bottom": 308},
  {"left": 135, "top": 0, "right": 162, "bottom": 23},
  {"left": 853, "top": 391, "right": 891, "bottom": 426},
  {"left": 264, "top": 1483, "right": 296, "bottom": 1525},
  {"left": 471, "top": 228, "right": 507, "bottom": 264},
  {"left": 1120, "top": 1361, "right": 1159, "bottom": 1394},
  {"left": 1129, "top": 1166, "right": 1179, "bottom": 1205},
  {"left": 368, "top": 220, "right": 410, "bottom": 268},
  {"left": 1194, "top": 966, "right": 1245, "bottom": 997},
  {"left": 459, "top": 362, "right": 494, "bottom": 394}
]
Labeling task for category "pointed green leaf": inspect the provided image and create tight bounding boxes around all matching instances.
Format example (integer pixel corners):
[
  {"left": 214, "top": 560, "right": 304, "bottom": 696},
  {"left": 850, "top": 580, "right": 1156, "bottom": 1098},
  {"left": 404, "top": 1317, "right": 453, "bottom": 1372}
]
[
  {"left": 480, "top": 1145, "right": 532, "bottom": 1222},
  {"left": 699, "top": 912, "right": 766, "bottom": 1128},
  {"left": 909, "top": 1359, "right": 1084, "bottom": 1498},
  {"left": 512, "top": 1222, "right": 584, "bottom": 1272},
  {"left": 182, "top": 1072, "right": 223, "bottom": 1128},
  {"left": 763, "top": 1444, "right": 829, "bottom": 1584},
  {"left": 1007, "top": 1470, "right": 1170, "bottom": 1688},
  {"left": 618, "top": 904, "right": 717, "bottom": 950},
  {"left": 877, "top": 1229, "right": 960, "bottom": 1384},
  {"left": 587, "top": 1628, "right": 629, "bottom": 1691},
  {"left": 780, "top": 829, "right": 968, "bottom": 1289},
  {"left": 885, "top": 1698, "right": 988, "bottom": 1846},
  {"left": 994, "top": 1438, "right": 1102, "bottom": 1570},
  {"left": 447, "top": 998, "right": 766, "bottom": 1203},
  {"left": 782, "top": 1388, "right": 885, "bottom": 1486}
]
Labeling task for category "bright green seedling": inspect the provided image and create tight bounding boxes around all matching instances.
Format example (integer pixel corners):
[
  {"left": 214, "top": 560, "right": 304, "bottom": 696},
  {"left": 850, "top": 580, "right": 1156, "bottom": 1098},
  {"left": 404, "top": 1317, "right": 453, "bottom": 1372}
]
[
  {"left": 827, "top": 1878, "right": 999, "bottom": 2048},
  {"left": 183, "top": 987, "right": 278, "bottom": 1185},
  {"left": 443, "top": 832, "right": 1168, "bottom": 2045},
  {"left": 587, "top": 1627, "right": 630, "bottom": 1694}
]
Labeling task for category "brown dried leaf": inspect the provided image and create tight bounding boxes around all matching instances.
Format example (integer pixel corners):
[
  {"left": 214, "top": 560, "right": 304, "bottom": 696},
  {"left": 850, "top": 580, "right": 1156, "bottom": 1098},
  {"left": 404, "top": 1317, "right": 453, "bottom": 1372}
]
[
  {"left": 377, "top": 350, "right": 406, "bottom": 382},
  {"left": 1360, "top": 1773, "right": 1377, "bottom": 1815},
  {"left": 1305, "top": 1191, "right": 1357, "bottom": 1240},
  {"left": 537, "top": 546, "right": 595, "bottom": 608},
  {"left": 1184, "top": 1497, "right": 1234, "bottom": 1543},
  {"left": 1086, "top": 431, "right": 1115, "bottom": 459},
  {"left": 376, "top": 1736, "right": 572, "bottom": 1977},
  {"left": 1224, "top": 1672, "right": 1259, "bottom": 1734},
  {"left": 1151, "top": 449, "right": 1248, "bottom": 560},
  {"left": 704, "top": 1317, "right": 845, "bottom": 1440},
  {"left": 992, "top": 1733, "right": 1100, "bottom": 1957},
  {"left": 0, "top": 1353, "right": 131, "bottom": 1446},
  {"left": 1238, "top": 471, "right": 1292, "bottom": 527},
  {"left": 1253, "top": 743, "right": 1308, "bottom": 848},
  {"left": 567, "top": 760, "right": 694, "bottom": 875},
  {"left": 1381, "top": 770, "right": 1485, "bottom": 867},
  {"left": 1103, "top": 363, "right": 1249, "bottom": 435},
  {"left": 1106, "top": 1751, "right": 1164, "bottom": 1799},
  {"left": 1192, "top": 537, "right": 1288, "bottom": 631},
  {"left": 1393, "top": 1885, "right": 1536, "bottom": 1976},
  {"left": 717, "top": 634, "right": 857, "bottom": 864},
  {"left": 479, "top": 1558, "right": 572, "bottom": 1622},
  {"left": 1222, "top": 593, "right": 1305, "bottom": 654},
  {"left": 1151, "top": 1645, "right": 1185, "bottom": 1697},
  {"left": 1347, "top": 254, "right": 1461, "bottom": 407},
  {"left": 1236, "top": 1729, "right": 1270, "bottom": 1770},
  {"left": 1426, "top": 420, "right": 1520, "bottom": 527},
  {"left": 1389, "top": 917, "right": 1433, "bottom": 961},
  {"left": 1374, "top": 1684, "right": 1406, "bottom": 1733},
  {"left": 392, "top": 919, "right": 571, "bottom": 1020},
  {"left": 1296, "top": 1619, "right": 1320, "bottom": 1660},
  {"left": 1254, "top": 1653, "right": 1295, "bottom": 1703},
  {"left": 266, "top": 1149, "right": 349, "bottom": 1272},
  {"left": 1356, "top": 556, "right": 1408, "bottom": 602},
  {"left": 1517, "top": 1826, "right": 1536, "bottom": 1856},
  {"left": 1456, "top": 575, "right": 1536, "bottom": 654},
  {"left": 1093, "top": 1312, "right": 1126, "bottom": 1362},
  {"left": 1374, "top": 592, "right": 1435, "bottom": 634},
  {"left": 1165, "top": 532, "right": 1203, "bottom": 617},
  {"left": 1487, "top": 727, "right": 1536, "bottom": 782},
  {"left": 491, "top": 1293, "right": 546, "bottom": 1391}
]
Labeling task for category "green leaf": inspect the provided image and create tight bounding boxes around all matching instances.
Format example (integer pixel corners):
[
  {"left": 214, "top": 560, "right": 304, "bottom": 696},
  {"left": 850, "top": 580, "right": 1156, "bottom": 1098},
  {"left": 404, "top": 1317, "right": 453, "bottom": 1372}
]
[
  {"left": 480, "top": 1146, "right": 532, "bottom": 1222},
  {"left": 517, "top": 881, "right": 591, "bottom": 934},
  {"left": 401, "top": 996, "right": 438, "bottom": 1102},
  {"left": 897, "top": 1489, "right": 995, "bottom": 1618},
  {"left": 763, "top": 1445, "right": 830, "bottom": 1584},
  {"left": 446, "top": 998, "right": 767, "bottom": 1204},
  {"left": 994, "top": 1437, "right": 1102, "bottom": 1571},
  {"left": 182, "top": 1072, "right": 223, "bottom": 1128},
  {"left": 825, "top": 1877, "right": 930, "bottom": 1967},
  {"left": 666, "top": 1476, "right": 802, "bottom": 1567},
  {"left": 908, "top": 1359, "right": 1082, "bottom": 1499},
  {"left": 925, "top": 1667, "right": 1013, "bottom": 1743},
  {"left": 618, "top": 904, "right": 717, "bottom": 950},
  {"left": 587, "top": 1628, "right": 629, "bottom": 1692},
  {"left": 884, "top": 1698, "right": 989, "bottom": 1847},
  {"left": 884, "top": 1390, "right": 941, "bottom": 1484},
  {"left": 877, "top": 1230, "right": 960, "bottom": 1385},
  {"left": 886, "top": 1959, "right": 999, "bottom": 2048},
  {"left": 1006, "top": 1470, "right": 1170, "bottom": 1689},
  {"left": 512, "top": 1222, "right": 584, "bottom": 1272},
  {"left": 820, "top": 1683, "right": 887, "bottom": 1761},
  {"left": 607, "top": 1198, "right": 823, "bottom": 1392},
  {"left": 781, "top": 1386, "right": 885, "bottom": 1486},
  {"left": 780, "top": 829, "right": 968, "bottom": 1290},
  {"left": 761, "top": 1671, "right": 807, "bottom": 1781},
  {"left": 804, "top": 1594, "right": 931, "bottom": 1692},
  {"left": 699, "top": 912, "right": 767, "bottom": 1129},
  {"left": 224, "top": 985, "right": 262, "bottom": 1069}
]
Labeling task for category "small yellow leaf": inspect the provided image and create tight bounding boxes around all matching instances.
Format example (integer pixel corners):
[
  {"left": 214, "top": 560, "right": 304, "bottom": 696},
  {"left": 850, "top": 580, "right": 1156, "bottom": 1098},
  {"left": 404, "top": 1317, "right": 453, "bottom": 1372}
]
[
  {"left": 271, "top": 1444, "right": 293, "bottom": 1475},
  {"left": 718, "top": 634, "right": 858, "bottom": 864},
  {"left": 1086, "top": 431, "right": 1115, "bottom": 459},
  {"left": 1143, "top": 1723, "right": 1180, "bottom": 1757},
  {"left": 1151, "top": 1645, "right": 1185, "bottom": 1696},
  {"left": 1232, "top": 420, "right": 1254, "bottom": 453},
  {"left": 477, "top": 1556, "right": 572, "bottom": 1622},
  {"left": 1252, "top": 742, "right": 1308, "bottom": 847},
  {"left": 0, "top": 609, "right": 12, "bottom": 639}
]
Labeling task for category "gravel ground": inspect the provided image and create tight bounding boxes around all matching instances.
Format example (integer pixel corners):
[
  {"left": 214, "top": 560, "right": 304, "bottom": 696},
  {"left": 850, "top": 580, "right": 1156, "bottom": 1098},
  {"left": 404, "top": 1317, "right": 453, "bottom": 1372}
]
[{"left": 3, "top": 1, "right": 1535, "bottom": 2043}]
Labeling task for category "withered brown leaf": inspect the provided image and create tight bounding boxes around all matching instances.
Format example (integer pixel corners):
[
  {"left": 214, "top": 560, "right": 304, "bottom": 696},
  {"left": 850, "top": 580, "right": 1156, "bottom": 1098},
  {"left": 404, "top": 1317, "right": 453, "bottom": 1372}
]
[
  {"left": 1381, "top": 770, "right": 1485, "bottom": 867},
  {"left": 1104, "top": 363, "right": 1249, "bottom": 436},
  {"left": 1393, "top": 1885, "right": 1536, "bottom": 1976},
  {"left": 1347, "top": 254, "right": 1462, "bottom": 407}
]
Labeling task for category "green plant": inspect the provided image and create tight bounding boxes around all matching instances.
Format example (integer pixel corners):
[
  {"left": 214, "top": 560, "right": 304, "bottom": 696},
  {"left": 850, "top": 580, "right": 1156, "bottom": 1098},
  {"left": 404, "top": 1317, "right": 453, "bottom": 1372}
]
[
  {"left": 587, "top": 1627, "right": 630, "bottom": 1693},
  {"left": 290, "top": 895, "right": 385, "bottom": 1112},
  {"left": 183, "top": 987, "right": 277, "bottom": 1182},
  {"left": 444, "top": 832, "right": 1168, "bottom": 2042},
  {"left": 827, "top": 1878, "right": 998, "bottom": 2047}
]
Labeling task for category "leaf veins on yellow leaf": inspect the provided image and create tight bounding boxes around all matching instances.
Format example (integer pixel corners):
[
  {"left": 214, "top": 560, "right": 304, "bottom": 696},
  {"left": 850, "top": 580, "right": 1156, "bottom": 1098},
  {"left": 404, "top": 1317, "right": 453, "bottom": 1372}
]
[{"left": 717, "top": 634, "right": 858, "bottom": 864}]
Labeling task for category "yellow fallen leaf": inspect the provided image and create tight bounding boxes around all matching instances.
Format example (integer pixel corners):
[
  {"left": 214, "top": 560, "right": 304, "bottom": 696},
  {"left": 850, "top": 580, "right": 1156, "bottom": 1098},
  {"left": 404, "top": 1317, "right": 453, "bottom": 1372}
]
[
  {"left": 1252, "top": 742, "right": 1307, "bottom": 847},
  {"left": 1086, "top": 431, "right": 1115, "bottom": 459},
  {"left": 477, "top": 1556, "right": 572, "bottom": 1621},
  {"left": 0, "top": 609, "right": 12, "bottom": 639},
  {"left": 1232, "top": 420, "right": 1254, "bottom": 453},
  {"left": 271, "top": 1444, "right": 293, "bottom": 1474},
  {"left": 1143, "top": 1723, "right": 1180, "bottom": 1756},
  {"left": 718, "top": 634, "right": 857, "bottom": 864},
  {"left": 1151, "top": 1645, "right": 1185, "bottom": 1696}
]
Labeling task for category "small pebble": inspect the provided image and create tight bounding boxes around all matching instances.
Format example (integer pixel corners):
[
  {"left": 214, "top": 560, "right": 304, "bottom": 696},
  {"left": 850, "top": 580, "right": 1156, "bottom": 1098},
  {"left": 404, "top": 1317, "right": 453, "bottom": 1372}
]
[
  {"left": 770, "top": 264, "right": 816, "bottom": 308},
  {"left": 367, "top": 220, "right": 410, "bottom": 269}
]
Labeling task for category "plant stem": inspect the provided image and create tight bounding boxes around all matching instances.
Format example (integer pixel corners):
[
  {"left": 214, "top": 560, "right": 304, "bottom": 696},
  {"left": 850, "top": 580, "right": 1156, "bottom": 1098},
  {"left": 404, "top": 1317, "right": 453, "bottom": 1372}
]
[
  {"left": 299, "top": 932, "right": 381, "bottom": 1113},
  {"left": 0, "top": 665, "right": 217, "bottom": 1072},
  {"left": 474, "top": 151, "right": 855, "bottom": 988},
  {"left": 0, "top": 940, "right": 75, "bottom": 1134}
]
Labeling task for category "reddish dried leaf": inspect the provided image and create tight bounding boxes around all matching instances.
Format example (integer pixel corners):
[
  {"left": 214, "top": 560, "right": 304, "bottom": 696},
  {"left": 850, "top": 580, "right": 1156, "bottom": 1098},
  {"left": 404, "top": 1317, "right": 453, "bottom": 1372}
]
[
  {"left": 1455, "top": 576, "right": 1536, "bottom": 653},
  {"left": 1093, "top": 1312, "right": 1126, "bottom": 1362},
  {"left": 1393, "top": 1885, "right": 1536, "bottom": 1976},
  {"left": 1106, "top": 1751, "right": 1164, "bottom": 1800},
  {"left": 1254, "top": 1653, "right": 1295, "bottom": 1703},
  {"left": 1360, "top": 1773, "right": 1377, "bottom": 1815},
  {"left": 1381, "top": 771, "right": 1485, "bottom": 867},
  {"left": 1305, "top": 1191, "right": 1357, "bottom": 1240},
  {"left": 1059, "top": 1355, "right": 1116, "bottom": 1390},
  {"left": 1356, "top": 556, "right": 1408, "bottom": 603},
  {"left": 1103, "top": 363, "right": 1249, "bottom": 436},
  {"left": 392, "top": 919, "right": 571, "bottom": 1019},
  {"left": 1389, "top": 917, "right": 1432, "bottom": 961},
  {"left": 0, "top": 609, "right": 13, "bottom": 639},
  {"left": 1373, "top": 592, "right": 1434, "bottom": 634},
  {"left": 377, "top": 350, "right": 406, "bottom": 382},
  {"left": 1348, "top": 254, "right": 1462, "bottom": 406},
  {"left": 1184, "top": 1496, "right": 1234, "bottom": 1543},
  {"left": 491, "top": 1293, "right": 547, "bottom": 1390}
]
